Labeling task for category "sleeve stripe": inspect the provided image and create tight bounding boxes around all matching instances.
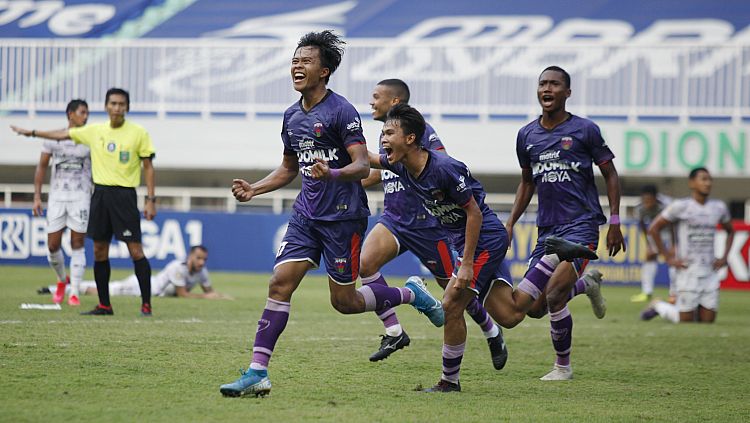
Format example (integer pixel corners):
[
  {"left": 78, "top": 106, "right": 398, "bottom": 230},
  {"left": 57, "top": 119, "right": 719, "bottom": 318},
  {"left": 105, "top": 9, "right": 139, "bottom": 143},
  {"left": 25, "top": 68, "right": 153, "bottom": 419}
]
[
  {"left": 345, "top": 140, "right": 366, "bottom": 146},
  {"left": 596, "top": 159, "right": 611, "bottom": 166}
]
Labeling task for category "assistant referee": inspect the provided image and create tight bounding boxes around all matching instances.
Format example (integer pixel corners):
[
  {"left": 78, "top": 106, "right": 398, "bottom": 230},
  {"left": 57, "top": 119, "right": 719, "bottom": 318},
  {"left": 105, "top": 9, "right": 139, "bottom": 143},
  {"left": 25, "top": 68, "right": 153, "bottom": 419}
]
[{"left": 12, "top": 88, "right": 157, "bottom": 316}]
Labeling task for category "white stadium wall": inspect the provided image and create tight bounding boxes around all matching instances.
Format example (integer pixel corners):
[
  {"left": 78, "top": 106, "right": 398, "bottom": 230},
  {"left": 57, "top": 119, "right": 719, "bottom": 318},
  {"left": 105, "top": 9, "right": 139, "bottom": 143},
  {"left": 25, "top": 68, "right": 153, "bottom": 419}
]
[{"left": 2, "top": 114, "right": 747, "bottom": 178}]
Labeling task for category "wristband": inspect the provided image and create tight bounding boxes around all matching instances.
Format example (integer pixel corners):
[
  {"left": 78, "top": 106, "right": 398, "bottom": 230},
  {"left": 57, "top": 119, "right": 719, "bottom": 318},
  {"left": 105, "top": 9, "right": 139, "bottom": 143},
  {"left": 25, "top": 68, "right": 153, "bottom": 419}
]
[
  {"left": 329, "top": 168, "right": 341, "bottom": 180},
  {"left": 610, "top": 214, "right": 620, "bottom": 225},
  {"left": 31, "top": 130, "right": 36, "bottom": 137},
  {"left": 145, "top": 196, "right": 157, "bottom": 202}
]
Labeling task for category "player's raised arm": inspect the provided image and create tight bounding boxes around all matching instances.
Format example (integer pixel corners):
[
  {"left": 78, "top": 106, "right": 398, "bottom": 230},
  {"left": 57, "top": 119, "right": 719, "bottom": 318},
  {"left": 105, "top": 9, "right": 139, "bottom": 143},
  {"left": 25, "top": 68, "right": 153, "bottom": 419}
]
[
  {"left": 310, "top": 142, "right": 370, "bottom": 181},
  {"left": 11, "top": 126, "right": 71, "bottom": 141},
  {"left": 232, "top": 153, "right": 299, "bottom": 202}
]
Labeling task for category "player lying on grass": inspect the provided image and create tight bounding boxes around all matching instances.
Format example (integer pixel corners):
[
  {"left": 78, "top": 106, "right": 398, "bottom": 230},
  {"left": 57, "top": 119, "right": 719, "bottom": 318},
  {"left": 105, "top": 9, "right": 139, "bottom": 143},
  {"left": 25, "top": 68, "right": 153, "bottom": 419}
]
[{"left": 37, "top": 245, "right": 231, "bottom": 300}]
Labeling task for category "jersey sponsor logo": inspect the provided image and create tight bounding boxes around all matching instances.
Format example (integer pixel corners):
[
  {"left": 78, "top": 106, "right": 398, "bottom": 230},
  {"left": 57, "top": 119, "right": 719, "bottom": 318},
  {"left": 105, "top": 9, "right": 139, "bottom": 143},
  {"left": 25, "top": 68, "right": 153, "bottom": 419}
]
[
  {"left": 296, "top": 147, "right": 339, "bottom": 165},
  {"left": 346, "top": 117, "right": 360, "bottom": 132},
  {"left": 383, "top": 180, "right": 405, "bottom": 194},
  {"left": 313, "top": 122, "right": 323, "bottom": 137},
  {"left": 532, "top": 160, "right": 582, "bottom": 183},
  {"left": 561, "top": 136, "right": 573, "bottom": 150},
  {"left": 456, "top": 175, "right": 467, "bottom": 192},
  {"left": 424, "top": 201, "right": 463, "bottom": 225},
  {"left": 539, "top": 150, "right": 560, "bottom": 161},
  {"left": 334, "top": 257, "right": 347, "bottom": 273},
  {"left": 107, "top": 142, "right": 116, "bottom": 152},
  {"left": 298, "top": 137, "right": 316, "bottom": 150}
]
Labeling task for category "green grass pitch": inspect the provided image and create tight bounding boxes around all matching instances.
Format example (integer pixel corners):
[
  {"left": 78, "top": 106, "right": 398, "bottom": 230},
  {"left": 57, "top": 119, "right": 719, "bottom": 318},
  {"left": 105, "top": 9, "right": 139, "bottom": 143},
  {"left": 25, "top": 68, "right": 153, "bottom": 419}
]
[{"left": 1, "top": 265, "right": 748, "bottom": 422}]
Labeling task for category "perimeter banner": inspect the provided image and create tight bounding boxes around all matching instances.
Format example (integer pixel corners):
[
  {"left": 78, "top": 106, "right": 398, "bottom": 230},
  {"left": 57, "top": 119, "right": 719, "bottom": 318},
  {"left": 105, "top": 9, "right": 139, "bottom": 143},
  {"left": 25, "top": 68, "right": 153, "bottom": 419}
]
[{"left": 1, "top": 209, "right": 747, "bottom": 289}]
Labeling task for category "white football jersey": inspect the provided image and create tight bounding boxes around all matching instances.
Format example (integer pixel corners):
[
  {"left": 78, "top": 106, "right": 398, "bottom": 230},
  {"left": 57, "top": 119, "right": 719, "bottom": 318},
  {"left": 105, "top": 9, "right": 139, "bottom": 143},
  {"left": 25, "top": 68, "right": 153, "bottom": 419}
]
[
  {"left": 41, "top": 140, "right": 92, "bottom": 202},
  {"left": 152, "top": 259, "right": 211, "bottom": 296},
  {"left": 661, "top": 198, "right": 730, "bottom": 273}
]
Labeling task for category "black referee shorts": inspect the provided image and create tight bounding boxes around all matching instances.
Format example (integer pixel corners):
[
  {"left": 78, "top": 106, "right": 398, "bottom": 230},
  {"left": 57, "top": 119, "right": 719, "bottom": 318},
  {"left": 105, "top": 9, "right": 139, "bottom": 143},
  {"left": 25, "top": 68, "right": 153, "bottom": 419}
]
[{"left": 88, "top": 185, "right": 142, "bottom": 243}]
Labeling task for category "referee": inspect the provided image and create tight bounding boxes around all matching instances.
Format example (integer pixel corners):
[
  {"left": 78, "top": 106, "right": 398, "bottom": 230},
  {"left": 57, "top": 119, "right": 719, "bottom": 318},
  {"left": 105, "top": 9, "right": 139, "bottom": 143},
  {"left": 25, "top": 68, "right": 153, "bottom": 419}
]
[{"left": 12, "top": 88, "right": 157, "bottom": 316}]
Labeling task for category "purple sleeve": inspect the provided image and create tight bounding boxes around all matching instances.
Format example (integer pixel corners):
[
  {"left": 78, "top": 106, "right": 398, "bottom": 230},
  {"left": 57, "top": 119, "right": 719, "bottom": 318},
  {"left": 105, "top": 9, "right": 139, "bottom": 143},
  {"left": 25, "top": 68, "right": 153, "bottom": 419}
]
[
  {"left": 516, "top": 129, "right": 531, "bottom": 169},
  {"left": 423, "top": 124, "right": 446, "bottom": 152},
  {"left": 585, "top": 122, "right": 615, "bottom": 165},
  {"left": 443, "top": 160, "right": 474, "bottom": 207},
  {"left": 281, "top": 116, "right": 294, "bottom": 155},
  {"left": 338, "top": 102, "right": 365, "bottom": 148}
]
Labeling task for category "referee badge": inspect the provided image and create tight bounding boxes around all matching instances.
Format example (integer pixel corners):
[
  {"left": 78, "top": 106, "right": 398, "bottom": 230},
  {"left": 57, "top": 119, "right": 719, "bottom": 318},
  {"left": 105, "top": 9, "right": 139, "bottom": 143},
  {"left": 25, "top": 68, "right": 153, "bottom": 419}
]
[
  {"left": 107, "top": 142, "right": 116, "bottom": 152},
  {"left": 119, "top": 151, "right": 130, "bottom": 163}
]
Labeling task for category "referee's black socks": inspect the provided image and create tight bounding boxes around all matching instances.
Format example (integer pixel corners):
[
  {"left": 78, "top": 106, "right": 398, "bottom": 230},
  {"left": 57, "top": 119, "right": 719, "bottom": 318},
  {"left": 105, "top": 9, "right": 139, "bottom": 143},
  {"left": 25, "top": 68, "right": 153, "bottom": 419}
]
[
  {"left": 94, "top": 260, "right": 111, "bottom": 307},
  {"left": 134, "top": 257, "right": 152, "bottom": 306}
]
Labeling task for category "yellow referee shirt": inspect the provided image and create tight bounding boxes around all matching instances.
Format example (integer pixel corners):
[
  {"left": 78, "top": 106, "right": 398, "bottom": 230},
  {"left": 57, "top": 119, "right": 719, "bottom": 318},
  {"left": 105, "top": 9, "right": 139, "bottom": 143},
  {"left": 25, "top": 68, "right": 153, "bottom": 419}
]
[{"left": 69, "top": 120, "right": 155, "bottom": 187}]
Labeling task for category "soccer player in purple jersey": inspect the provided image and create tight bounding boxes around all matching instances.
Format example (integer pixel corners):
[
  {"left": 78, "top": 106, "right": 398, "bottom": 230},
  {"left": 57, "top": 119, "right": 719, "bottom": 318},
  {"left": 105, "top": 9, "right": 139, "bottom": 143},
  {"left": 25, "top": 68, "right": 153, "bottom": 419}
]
[
  {"left": 369, "top": 104, "right": 596, "bottom": 392},
  {"left": 506, "top": 66, "right": 626, "bottom": 381},
  {"left": 219, "top": 31, "right": 444, "bottom": 398},
  {"left": 360, "top": 79, "right": 508, "bottom": 368}
]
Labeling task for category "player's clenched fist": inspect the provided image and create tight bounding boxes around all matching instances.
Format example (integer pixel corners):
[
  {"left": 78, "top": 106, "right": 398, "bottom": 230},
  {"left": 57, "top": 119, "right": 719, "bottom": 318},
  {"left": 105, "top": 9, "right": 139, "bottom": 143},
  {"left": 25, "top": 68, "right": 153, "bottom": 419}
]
[
  {"left": 232, "top": 179, "right": 255, "bottom": 202},
  {"left": 310, "top": 158, "right": 331, "bottom": 180}
]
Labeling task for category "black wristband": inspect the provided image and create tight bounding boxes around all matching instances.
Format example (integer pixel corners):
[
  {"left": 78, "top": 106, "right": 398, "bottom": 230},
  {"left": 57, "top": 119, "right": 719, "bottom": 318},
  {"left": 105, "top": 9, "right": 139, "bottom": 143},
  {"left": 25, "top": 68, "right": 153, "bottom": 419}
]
[
  {"left": 145, "top": 196, "right": 157, "bottom": 202},
  {"left": 31, "top": 130, "right": 36, "bottom": 137}
]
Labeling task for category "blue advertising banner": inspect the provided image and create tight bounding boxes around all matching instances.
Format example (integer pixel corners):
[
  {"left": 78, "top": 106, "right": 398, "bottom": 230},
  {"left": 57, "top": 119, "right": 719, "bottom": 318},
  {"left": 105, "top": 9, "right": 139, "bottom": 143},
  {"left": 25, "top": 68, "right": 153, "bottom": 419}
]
[{"left": 0, "top": 208, "right": 666, "bottom": 286}]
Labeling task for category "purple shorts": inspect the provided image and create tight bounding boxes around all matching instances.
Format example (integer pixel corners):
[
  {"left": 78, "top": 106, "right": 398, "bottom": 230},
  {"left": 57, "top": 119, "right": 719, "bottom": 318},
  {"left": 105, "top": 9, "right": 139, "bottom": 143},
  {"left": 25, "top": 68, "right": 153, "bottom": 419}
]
[
  {"left": 378, "top": 215, "right": 455, "bottom": 279},
  {"left": 275, "top": 212, "right": 367, "bottom": 284},
  {"left": 455, "top": 247, "right": 512, "bottom": 304},
  {"left": 528, "top": 219, "right": 600, "bottom": 277}
]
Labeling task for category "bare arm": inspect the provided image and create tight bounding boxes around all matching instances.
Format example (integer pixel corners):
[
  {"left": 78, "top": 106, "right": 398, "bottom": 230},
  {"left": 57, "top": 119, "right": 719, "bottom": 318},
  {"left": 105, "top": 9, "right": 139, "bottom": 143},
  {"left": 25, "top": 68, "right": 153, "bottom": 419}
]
[
  {"left": 714, "top": 220, "right": 735, "bottom": 270},
  {"left": 33, "top": 153, "right": 52, "bottom": 217},
  {"left": 11, "top": 126, "right": 71, "bottom": 141},
  {"left": 505, "top": 167, "right": 535, "bottom": 244},
  {"left": 232, "top": 154, "right": 299, "bottom": 202},
  {"left": 368, "top": 150, "right": 384, "bottom": 169},
  {"left": 455, "top": 196, "right": 483, "bottom": 290},
  {"left": 648, "top": 215, "right": 684, "bottom": 268},
  {"left": 599, "top": 161, "right": 626, "bottom": 256},
  {"left": 310, "top": 143, "right": 370, "bottom": 181},
  {"left": 361, "top": 169, "right": 382, "bottom": 188},
  {"left": 142, "top": 157, "right": 156, "bottom": 220}
]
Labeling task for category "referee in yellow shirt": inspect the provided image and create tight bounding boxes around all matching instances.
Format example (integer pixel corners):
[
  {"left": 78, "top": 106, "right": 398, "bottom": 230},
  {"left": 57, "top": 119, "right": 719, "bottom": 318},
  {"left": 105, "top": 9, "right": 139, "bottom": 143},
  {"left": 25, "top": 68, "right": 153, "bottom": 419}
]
[{"left": 12, "top": 88, "right": 157, "bottom": 316}]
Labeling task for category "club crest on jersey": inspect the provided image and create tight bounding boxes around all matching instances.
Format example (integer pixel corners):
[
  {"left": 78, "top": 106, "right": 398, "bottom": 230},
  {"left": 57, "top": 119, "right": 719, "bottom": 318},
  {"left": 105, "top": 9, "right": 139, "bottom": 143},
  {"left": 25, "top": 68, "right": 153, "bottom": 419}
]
[
  {"left": 430, "top": 189, "right": 444, "bottom": 201},
  {"left": 313, "top": 122, "right": 323, "bottom": 137},
  {"left": 119, "top": 151, "right": 130, "bottom": 163},
  {"left": 334, "top": 258, "right": 348, "bottom": 274},
  {"left": 561, "top": 136, "right": 573, "bottom": 150},
  {"left": 107, "top": 142, "right": 116, "bottom": 152}
]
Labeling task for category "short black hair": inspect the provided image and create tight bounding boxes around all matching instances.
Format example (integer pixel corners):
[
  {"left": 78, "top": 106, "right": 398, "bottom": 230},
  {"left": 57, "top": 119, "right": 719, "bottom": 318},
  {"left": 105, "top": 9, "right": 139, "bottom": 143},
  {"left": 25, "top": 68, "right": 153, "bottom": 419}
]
[
  {"left": 377, "top": 79, "right": 410, "bottom": 103},
  {"left": 541, "top": 65, "right": 571, "bottom": 89},
  {"left": 386, "top": 103, "right": 425, "bottom": 143},
  {"left": 689, "top": 167, "right": 710, "bottom": 179},
  {"left": 641, "top": 184, "right": 658, "bottom": 196},
  {"left": 190, "top": 245, "right": 208, "bottom": 254},
  {"left": 297, "top": 30, "right": 345, "bottom": 84},
  {"left": 66, "top": 99, "right": 88, "bottom": 116},
  {"left": 105, "top": 87, "right": 130, "bottom": 111}
]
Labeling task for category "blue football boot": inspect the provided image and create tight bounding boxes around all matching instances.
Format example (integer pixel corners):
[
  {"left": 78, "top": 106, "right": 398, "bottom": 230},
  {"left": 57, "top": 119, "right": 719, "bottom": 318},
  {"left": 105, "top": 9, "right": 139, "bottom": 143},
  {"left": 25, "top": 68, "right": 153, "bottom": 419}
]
[
  {"left": 220, "top": 368, "right": 272, "bottom": 398},
  {"left": 405, "top": 276, "right": 444, "bottom": 327}
]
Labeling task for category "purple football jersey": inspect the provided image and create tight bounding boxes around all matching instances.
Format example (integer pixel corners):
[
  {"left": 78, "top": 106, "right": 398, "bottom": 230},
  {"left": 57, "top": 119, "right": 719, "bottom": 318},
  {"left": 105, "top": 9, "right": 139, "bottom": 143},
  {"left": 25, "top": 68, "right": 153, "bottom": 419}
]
[
  {"left": 379, "top": 122, "right": 445, "bottom": 228},
  {"left": 282, "top": 90, "right": 370, "bottom": 221},
  {"left": 380, "top": 150, "right": 505, "bottom": 251},
  {"left": 516, "top": 114, "right": 614, "bottom": 227}
]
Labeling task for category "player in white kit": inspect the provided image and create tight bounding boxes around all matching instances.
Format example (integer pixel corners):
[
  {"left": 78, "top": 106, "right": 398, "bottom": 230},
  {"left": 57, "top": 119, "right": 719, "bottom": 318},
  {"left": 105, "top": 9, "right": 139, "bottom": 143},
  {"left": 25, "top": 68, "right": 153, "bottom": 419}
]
[
  {"left": 42, "top": 246, "right": 231, "bottom": 299},
  {"left": 33, "top": 99, "right": 91, "bottom": 306},
  {"left": 641, "top": 168, "right": 734, "bottom": 323}
]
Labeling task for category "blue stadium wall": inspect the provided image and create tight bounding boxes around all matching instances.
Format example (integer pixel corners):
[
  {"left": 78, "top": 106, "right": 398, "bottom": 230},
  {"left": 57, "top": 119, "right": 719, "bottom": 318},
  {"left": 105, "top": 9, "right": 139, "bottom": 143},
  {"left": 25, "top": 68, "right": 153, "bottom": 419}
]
[{"left": 0, "top": 208, "right": 669, "bottom": 286}]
